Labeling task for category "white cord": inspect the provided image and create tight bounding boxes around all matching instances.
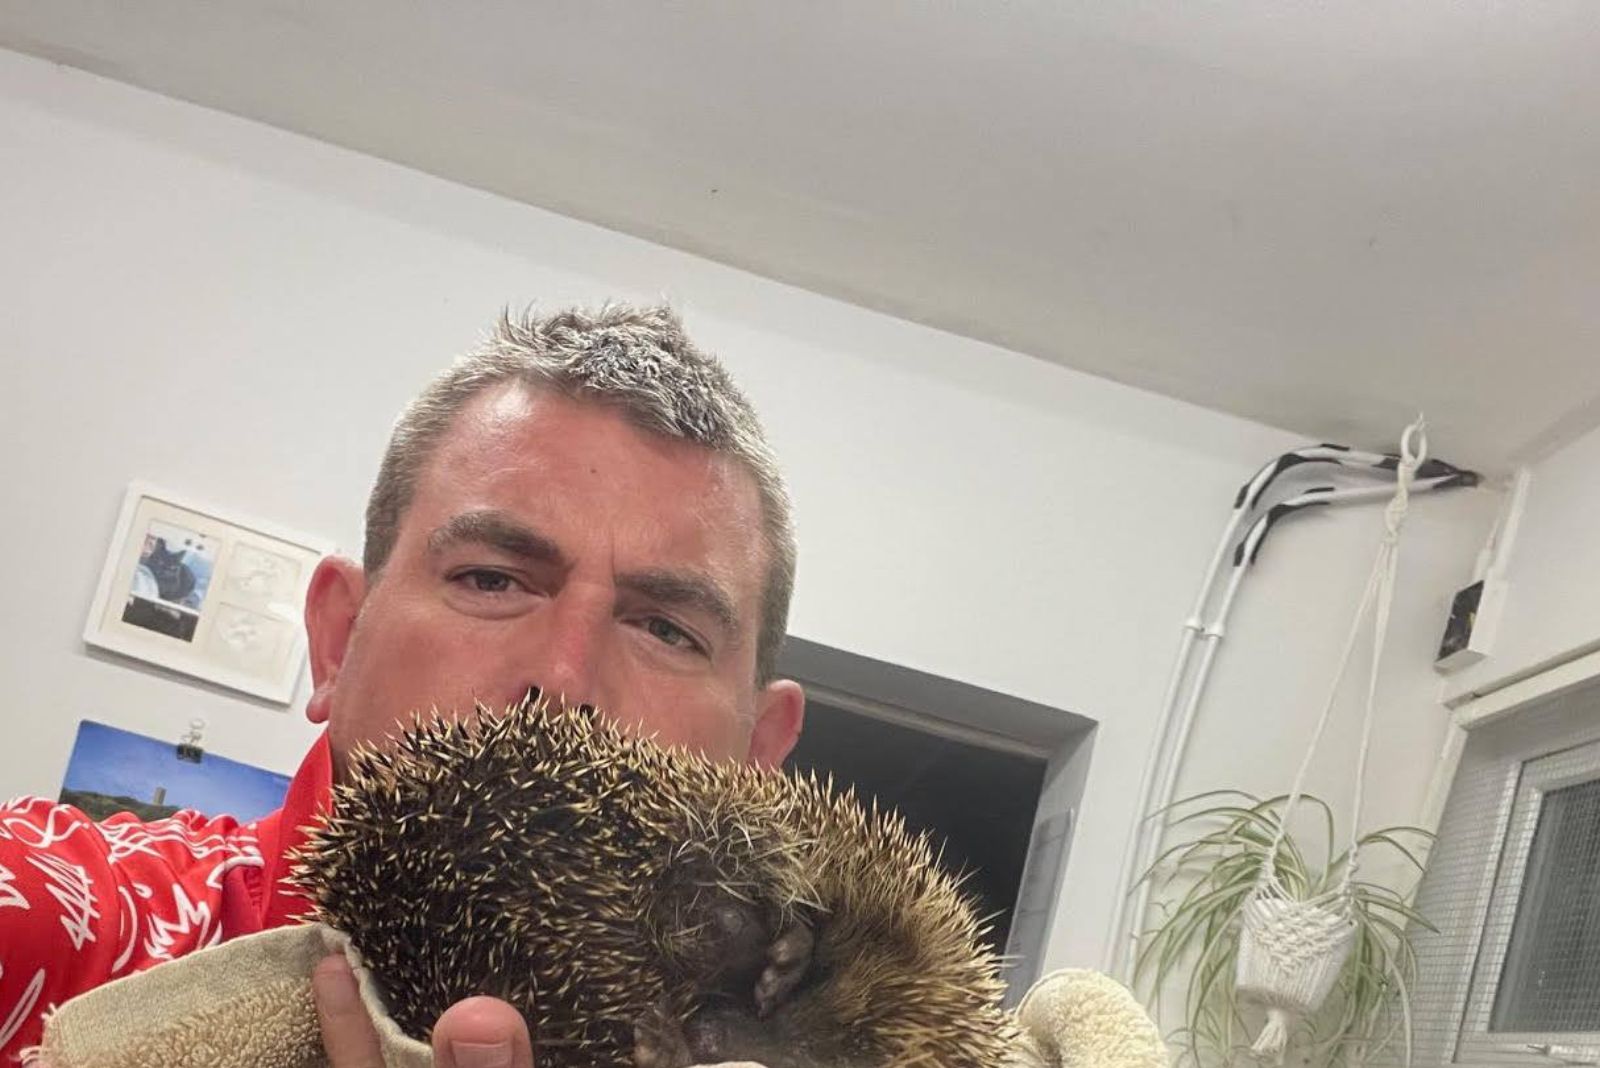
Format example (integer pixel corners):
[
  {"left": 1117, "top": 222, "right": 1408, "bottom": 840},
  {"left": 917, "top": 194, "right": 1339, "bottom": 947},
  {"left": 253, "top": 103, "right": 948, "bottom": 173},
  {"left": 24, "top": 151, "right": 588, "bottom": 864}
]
[{"left": 1264, "top": 416, "right": 1426, "bottom": 887}]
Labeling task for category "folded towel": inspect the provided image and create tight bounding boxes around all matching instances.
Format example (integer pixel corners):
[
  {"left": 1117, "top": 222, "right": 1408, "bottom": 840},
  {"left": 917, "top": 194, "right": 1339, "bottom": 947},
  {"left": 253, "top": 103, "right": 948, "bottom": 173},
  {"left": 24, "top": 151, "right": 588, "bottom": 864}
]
[
  {"left": 31, "top": 925, "right": 428, "bottom": 1068},
  {"left": 31, "top": 926, "right": 1166, "bottom": 1068},
  {"left": 1009, "top": 970, "right": 1168, "bottom": 1068}
]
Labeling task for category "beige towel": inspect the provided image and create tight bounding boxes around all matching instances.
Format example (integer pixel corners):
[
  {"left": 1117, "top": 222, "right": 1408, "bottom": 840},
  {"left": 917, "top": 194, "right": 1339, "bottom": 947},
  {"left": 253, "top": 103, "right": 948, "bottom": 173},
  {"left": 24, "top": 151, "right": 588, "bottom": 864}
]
[
  {"left": 33, "top": 926, "right": 1167, "bottom": 1068},
  {"left": 32, "top": 925, "right": 428, "bottom": 1068},
  {"left": 1008, "top": 970, "right": 1169, "bottom": 1068}
]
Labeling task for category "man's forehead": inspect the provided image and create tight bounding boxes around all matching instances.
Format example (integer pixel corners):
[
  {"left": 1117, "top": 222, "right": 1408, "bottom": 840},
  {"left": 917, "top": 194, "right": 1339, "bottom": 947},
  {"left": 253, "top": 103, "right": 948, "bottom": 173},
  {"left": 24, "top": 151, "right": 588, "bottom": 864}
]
[
  {"left": 446, "top": 384, "right": 724, "bottom": 477},
  {"left": 475, "top": 379, "right": 542, "bottom": 426},
  {"left": 414, "top": 387, "right": 769, "bottom": 585}
]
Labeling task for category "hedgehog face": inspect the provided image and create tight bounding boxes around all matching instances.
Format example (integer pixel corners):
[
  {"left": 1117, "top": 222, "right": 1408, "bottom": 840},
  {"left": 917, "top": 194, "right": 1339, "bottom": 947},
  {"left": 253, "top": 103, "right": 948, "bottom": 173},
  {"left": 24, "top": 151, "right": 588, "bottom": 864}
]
[{"left": 303, "top": 385, "right": 805, "bottom": 778}]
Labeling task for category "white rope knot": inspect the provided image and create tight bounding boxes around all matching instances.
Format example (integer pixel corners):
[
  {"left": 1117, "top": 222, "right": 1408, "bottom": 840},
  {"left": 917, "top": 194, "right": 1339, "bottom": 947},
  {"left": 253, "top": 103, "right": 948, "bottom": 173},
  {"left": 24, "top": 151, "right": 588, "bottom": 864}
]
[{"left": 1381, "top": 416, "right": 1427, "bottom": 543}]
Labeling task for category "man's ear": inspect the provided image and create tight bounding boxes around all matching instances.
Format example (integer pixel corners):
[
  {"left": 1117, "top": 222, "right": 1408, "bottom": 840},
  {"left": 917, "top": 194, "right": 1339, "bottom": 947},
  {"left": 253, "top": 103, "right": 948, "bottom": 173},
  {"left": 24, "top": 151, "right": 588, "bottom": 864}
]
[
  {"left": 303, "top": 556, "right": 366, "bottom": 726},
  {"left": 746, "top": 678, "right": 805, "bottom": 769}
]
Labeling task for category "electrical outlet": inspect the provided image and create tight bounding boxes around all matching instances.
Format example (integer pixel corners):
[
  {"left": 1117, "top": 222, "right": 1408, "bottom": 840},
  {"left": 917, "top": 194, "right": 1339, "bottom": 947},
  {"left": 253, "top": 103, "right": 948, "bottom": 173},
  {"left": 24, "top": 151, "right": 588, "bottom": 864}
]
[{"left": 1435, "top": 578, "right": 1508, "bottom": 673}]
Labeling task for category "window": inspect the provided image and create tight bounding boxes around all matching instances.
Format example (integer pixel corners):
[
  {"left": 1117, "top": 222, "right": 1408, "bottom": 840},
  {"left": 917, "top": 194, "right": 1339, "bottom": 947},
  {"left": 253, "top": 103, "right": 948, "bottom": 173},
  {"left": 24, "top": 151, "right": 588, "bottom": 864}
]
[
  {"left": 1404, "top": 678, "right": 1600, "bottom": 1067},
  {"left": 1453, "top": 738, "right": 1600, "bottom": 1062},
  {"left": 1491, "top": 775, "right": 1600, "bottom": 1034}
]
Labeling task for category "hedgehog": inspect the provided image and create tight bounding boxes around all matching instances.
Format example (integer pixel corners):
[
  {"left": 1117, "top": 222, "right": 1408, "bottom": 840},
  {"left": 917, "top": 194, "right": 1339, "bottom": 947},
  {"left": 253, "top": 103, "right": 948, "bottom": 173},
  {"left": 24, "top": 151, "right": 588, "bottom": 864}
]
[{"left": 289, "top": 691, "right": 1018, "bottom": 1068}]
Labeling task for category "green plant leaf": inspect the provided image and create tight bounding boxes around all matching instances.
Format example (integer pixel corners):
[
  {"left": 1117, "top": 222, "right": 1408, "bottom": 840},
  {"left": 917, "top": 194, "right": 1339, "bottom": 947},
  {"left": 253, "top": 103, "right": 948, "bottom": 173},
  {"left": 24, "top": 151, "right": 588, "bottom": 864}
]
[{"left": 1133, "top": 790, "right": 1432, "bottom": 1068}]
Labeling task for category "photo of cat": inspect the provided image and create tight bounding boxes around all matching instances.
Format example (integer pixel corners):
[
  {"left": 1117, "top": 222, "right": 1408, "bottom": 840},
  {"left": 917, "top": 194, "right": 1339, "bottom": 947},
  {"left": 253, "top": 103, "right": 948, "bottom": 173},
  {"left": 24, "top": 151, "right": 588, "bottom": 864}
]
[{"left": 120, "top": 519, "right": 218, "bottom": 642}]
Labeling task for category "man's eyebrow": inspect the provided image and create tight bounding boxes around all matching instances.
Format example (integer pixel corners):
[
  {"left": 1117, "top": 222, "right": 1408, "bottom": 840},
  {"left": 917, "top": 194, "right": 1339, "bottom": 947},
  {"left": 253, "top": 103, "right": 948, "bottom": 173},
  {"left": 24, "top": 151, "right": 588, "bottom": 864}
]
[
  {"left": 619, "top": 569, "right": 741, "bottom": 640},
  {"left": 426, "top": 510, "right": 566, "bottom": 566}
]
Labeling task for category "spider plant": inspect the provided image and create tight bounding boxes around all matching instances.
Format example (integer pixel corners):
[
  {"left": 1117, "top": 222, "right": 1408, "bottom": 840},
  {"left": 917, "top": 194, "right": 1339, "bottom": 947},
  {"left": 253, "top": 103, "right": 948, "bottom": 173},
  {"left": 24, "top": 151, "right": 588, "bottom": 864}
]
[{"left": 1133, "top": 790, "right": 1434, "bottom": 1068}]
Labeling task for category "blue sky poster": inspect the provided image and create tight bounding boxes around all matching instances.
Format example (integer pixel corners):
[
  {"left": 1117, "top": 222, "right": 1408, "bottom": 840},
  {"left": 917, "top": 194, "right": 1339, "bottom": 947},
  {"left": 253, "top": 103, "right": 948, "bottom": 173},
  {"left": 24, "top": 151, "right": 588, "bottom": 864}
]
[{"left": 59, "top": 720, "right": 289, "bottom": 823}]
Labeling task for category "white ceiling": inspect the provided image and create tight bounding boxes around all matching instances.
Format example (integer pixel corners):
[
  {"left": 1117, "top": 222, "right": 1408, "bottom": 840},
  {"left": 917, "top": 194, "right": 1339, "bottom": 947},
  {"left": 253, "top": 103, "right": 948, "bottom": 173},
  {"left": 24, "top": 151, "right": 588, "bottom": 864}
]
[{"left": 4, "top": 2, "right": 1598, "bottom": 471}]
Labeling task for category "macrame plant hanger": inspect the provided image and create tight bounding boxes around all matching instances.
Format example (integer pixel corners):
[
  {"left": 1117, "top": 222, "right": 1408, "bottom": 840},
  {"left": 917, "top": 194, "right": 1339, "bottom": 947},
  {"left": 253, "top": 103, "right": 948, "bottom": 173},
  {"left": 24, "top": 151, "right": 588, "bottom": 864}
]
[{"left": 1235, "top": 417, "right": 1427, "bottom": 1064}]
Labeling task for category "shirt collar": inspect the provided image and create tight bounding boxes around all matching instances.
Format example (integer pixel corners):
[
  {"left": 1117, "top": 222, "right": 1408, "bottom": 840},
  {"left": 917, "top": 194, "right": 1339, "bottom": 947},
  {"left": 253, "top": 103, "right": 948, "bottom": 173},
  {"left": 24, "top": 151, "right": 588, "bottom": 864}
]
[{"left": 255, "top": 730, "right": 334, "bottom": 929}]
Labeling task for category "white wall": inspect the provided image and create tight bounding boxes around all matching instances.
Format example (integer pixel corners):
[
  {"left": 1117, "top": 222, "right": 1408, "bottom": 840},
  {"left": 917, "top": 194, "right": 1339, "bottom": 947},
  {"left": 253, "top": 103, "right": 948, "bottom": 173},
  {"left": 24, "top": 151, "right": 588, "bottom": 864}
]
[
  {"left": 0, "top": 48, "right": 1498, "bottom": 974},
  {"left": 1444, "top": 422, "right": 1600, "bottom": 703}
]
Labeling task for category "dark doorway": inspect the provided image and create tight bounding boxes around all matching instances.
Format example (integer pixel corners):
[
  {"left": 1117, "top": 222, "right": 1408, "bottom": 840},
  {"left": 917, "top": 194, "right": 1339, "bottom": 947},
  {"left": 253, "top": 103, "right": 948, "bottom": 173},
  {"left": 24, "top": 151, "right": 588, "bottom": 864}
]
[{"left": 783, "top": 697, "right": 1048, "bottom": 954}]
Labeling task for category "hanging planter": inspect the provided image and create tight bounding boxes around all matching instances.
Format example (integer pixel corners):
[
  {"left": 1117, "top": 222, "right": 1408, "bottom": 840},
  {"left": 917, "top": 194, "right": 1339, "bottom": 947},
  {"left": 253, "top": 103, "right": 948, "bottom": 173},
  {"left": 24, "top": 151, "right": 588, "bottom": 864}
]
[
  {"left": 1235, "top": 884, "right": 1358, "bottom": 1057},
  {"left": 1134, "top": 418, "right": 1442, "bottom": 1067},
  {"left": 1134, "top": 791, "right": 1432, "bottom": 1068},
  {"left": 1107, "top": 430, "right": 1476, "bottom": 986}
]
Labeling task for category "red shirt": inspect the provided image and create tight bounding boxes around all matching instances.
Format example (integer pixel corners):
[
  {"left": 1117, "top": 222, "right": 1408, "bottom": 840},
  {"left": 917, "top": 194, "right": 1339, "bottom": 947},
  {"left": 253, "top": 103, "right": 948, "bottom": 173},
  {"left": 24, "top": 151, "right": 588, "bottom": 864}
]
[{"left": 0, "top": 734, "right": 332, "bottom": 1062}]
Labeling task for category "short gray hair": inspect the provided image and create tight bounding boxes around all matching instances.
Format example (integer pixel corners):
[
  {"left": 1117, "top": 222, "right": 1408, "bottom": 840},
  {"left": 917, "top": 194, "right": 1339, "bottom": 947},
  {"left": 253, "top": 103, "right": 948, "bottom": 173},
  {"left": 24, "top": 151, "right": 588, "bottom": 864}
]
[{"left": 364, "top": 303, "right": 795, "bottom": 684}]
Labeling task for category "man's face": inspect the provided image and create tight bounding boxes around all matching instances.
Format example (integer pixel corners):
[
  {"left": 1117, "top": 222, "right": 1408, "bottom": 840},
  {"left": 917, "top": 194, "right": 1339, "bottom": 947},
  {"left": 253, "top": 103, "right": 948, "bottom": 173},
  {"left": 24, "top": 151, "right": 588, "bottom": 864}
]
[{"left": 304, "top": 384, "right": 803, "bottom": 776}]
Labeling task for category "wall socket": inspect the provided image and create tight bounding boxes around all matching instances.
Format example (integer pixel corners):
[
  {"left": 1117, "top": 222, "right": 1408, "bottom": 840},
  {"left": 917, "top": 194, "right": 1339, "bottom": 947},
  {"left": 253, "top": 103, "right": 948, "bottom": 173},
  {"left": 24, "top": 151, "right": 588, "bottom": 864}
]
[{"left": 1435, "top": 577, "right": 1508, "bottom": 673}]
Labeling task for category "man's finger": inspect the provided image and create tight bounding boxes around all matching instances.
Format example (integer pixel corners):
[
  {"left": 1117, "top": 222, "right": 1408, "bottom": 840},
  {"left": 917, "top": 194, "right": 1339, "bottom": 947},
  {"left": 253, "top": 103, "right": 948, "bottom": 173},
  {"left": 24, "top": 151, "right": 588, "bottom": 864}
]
[
  {"left": 432, "top": 996, "right": 535, "bottom": 1068},
  {"left": 312, "top": 953, "right": 386, "bottom": 1068}
]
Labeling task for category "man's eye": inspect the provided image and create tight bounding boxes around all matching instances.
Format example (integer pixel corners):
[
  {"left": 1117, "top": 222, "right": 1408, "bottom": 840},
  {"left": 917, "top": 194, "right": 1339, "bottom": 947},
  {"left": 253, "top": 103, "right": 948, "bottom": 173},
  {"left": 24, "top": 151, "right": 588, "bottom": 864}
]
[
  {"left": 456, "top": 569, "right": 517, "bottom": 593},
  {"left": 644, "top": 616, "right": 700, "bottom": 652}
]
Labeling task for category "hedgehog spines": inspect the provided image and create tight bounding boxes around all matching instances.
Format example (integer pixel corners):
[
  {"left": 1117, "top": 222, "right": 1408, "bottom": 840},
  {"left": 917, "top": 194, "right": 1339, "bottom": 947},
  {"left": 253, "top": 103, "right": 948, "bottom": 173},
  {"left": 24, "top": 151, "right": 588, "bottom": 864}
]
[{"left": 291, "top": 693, "right": 1015, "bottom": 1067}]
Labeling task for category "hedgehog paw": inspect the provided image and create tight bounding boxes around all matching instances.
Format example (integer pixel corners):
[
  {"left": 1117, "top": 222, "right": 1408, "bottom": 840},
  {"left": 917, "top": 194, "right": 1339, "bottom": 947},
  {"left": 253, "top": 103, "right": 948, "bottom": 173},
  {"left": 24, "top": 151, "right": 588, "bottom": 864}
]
[
  {"left": 633, "top": 1004, "right": 693, "bottom": 1068},
  {"left": 754, "top": 922, "right": 815, "bottom": 1018}
]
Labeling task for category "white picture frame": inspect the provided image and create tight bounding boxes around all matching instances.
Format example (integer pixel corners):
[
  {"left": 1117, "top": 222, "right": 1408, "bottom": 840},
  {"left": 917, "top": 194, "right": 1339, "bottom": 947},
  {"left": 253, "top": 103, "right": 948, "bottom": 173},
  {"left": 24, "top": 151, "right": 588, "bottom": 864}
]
[{"left": 83, "top": 483, "right": 336, "bottom": 705}]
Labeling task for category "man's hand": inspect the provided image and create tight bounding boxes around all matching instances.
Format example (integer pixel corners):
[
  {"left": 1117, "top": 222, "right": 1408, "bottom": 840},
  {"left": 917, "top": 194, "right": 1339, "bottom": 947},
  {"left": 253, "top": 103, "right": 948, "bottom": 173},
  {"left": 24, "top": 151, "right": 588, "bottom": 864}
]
[{"left": 312, "top": 954, "right": 535, "bottom": 1068}]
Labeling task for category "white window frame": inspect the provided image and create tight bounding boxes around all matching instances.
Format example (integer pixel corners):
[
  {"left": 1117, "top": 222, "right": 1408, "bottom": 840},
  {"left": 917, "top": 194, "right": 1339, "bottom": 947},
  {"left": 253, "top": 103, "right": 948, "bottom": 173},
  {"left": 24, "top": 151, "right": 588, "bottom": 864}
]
[
  {"left": 1454, "top": 738, "right": 1600, "bottom": 1063},
  {"left": 1404, "top": 651, "right": 1600, "bottom": 1068}
]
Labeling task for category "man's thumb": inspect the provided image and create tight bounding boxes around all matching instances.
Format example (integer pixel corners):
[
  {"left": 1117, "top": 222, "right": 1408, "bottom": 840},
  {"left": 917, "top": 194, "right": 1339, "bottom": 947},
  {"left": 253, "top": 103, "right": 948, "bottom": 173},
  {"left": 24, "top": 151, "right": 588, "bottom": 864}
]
[{"left": 431, "top": 996, "right": 535, "bottom": 1068}]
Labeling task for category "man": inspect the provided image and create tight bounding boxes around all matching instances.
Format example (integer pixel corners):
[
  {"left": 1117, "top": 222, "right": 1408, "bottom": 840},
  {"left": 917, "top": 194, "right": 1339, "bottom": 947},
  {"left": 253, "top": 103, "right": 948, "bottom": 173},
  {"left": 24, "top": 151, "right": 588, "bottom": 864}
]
[{"left": 0, "top": 304, "right": 805, "bottom": 1067}]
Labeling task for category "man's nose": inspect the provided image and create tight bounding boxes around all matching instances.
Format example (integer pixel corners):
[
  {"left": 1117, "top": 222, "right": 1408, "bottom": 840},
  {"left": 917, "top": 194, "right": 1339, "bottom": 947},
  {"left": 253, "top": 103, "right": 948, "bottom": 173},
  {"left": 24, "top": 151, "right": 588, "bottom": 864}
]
[{"left": 524, "top": 593, "right": 609, "bottom": 709}]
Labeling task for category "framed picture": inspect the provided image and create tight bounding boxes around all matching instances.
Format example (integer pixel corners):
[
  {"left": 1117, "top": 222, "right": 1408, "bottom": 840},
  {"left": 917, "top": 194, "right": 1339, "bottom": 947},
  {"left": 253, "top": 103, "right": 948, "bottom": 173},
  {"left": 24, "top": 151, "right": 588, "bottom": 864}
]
[{"left": 83, "top": 483, "right": 334, "bottom": 704}]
